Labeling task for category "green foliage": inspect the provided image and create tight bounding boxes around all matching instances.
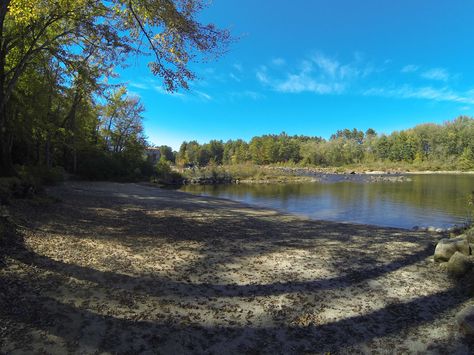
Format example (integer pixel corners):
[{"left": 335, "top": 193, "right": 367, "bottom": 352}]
[
  {"left": 17, "top": 165, "right": 65, "bottom": 186},
  {"left": 174, "top": 117, "right": 474, "bottom": 171},
  {"left": 159, "top": 145, "right": 176, "bottom": 163},
  {"left": 155, "top": 157, "right": 182, "bottom": 184},
  {"left": 458, "top": 148, "right": 474, "bottom": 171},
  {"left": 76, "top": 147, "right": 153, "bottom": 181},
  {"left": 0, "top": 0, "right": 230, "bottom": 176}
]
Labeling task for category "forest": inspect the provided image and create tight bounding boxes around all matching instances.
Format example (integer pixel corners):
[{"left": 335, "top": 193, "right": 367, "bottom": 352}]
[
  {"left": 0, "top": 1, "right": 473, "bottom": 186},
  {"left": 0, "top": 0, "right": 229, "bottom": 182},
  {"left": 174, "top": 116, "right": 474, "bottom": 171}
]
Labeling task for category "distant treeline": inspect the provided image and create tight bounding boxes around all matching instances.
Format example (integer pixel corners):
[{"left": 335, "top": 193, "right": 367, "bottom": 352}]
[{"left": 171, "top": 116, "right": 474, "bottom": 170}]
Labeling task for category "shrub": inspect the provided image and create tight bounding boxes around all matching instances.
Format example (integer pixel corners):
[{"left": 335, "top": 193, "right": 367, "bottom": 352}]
[
  {"left": 155, "top": 158, "right": 183, "bottom": 185},
  {"left": 76, "top": 147, "right": 154, "bottom": 181},
  {"left": 16, "top": 165, "right": 65, "bottom": 186},
  {"left": 0, "top": 176, "right": 39, "bottom": 203}
]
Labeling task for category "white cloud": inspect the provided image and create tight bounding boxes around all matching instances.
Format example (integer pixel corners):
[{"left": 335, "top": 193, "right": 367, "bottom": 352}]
[
  {"left": 229, "top": 73, "right": 241, "bottom": 82},
  {"left": 364, "top": 85, "right": 474, "bottom": 104},
  {"left": 257, "top": 53, "right": 369, "bottom": 95},
  {"left": 256, "top": 66, "right": 271, "bottom": 84},
  {"left": 129, "top": 82, "right": 149, "bottom": 90},
  {"left": 312, "top": 53, "right": 341, "bottom": 78},
  {"left": 194, "top": 90, "right": 212, "bottom": 101},
  {"left": 275, "top": 74, "right": 345, "bottom": 94},
  {"left": 421, "top": 68, "right": 450, "bottom": 82},
  {"left": 153, "top": 85, "right": 185, "bottom": 97},
  {"left": 401, "top": 64, "right": 419, "bottom": 73},
  {"left": 232, "top": 63, "right": 243, "bottom": 72}
]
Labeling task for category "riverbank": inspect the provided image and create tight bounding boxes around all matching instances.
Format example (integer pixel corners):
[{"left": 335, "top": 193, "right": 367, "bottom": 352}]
[
  {"left": 1, "top": 181, "right": 472, "bottom": 353},
  {"left": 174, "top": 164, "right": 474, "bottom": 186}
]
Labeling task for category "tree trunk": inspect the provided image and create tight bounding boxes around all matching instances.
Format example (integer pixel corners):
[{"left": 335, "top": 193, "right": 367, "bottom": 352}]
[
  {"left": 45, "top": 134, "right": 52, "bottom": 169},
  {"left": 0, "top": 96, "right": 14, "bottom": 176}
]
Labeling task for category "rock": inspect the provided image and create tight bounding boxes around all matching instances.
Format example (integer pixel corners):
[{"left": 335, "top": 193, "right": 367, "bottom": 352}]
[
  {"left": 434, "top": 237, "right": 471, "bottom": 262},
  {"left": 447, "top": 252, "right": 474, "bottom": 277},
  {"left": 456, "top": 305, "right": 474, "bottom": 335}
]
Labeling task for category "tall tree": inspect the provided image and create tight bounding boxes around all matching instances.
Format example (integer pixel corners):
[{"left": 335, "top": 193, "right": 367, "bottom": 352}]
[{"left": 0, "top": 0, "right": 230, "bottom": 175}]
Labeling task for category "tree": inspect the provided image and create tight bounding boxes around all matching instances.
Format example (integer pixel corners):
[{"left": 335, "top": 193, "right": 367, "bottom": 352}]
[
  {"left": 159, "top": 145, "right": 175, "bottom": 163},
  {"left": 0, "top": 0, "right": 230, "bottom": 175},
  {"left": 207, "top": 140, "right": 224, "bottom": 164},
  {"left": 100, "top": 88, "right": 146, "bottom": 154}
]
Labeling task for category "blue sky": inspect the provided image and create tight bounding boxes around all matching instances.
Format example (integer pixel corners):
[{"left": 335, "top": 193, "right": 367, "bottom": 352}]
[{"left": 117, "top": 0, "right": 474, "bottom": 150}]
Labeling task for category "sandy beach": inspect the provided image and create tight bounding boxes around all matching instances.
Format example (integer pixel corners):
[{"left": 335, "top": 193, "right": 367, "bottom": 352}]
[{"left": 1, "top": 181, "right": 473, "bottom": 354}]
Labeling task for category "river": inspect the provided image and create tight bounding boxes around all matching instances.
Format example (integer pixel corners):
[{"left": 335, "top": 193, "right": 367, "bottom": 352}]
[{"left": 180, "top": 174, "right": 474, "bottom": 229}]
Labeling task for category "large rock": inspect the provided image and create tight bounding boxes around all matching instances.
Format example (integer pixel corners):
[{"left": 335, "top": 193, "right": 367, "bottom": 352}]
[
  {"left": 465, "top": 229, "right": 474, "bottom": 244},
  {"left": 434, "top": 237, "right": 471, "bottom": 262},
  {"left": 456, "top": 305, "right": 474, "bottom": 335},
  {"left": 447, "top": 252, "right": 474, "bottom": 277}
]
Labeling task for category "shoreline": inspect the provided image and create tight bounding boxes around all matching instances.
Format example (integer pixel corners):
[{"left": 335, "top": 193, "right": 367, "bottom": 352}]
[{"left": 176, "top": 165, "right": 474, "bottom": 186}]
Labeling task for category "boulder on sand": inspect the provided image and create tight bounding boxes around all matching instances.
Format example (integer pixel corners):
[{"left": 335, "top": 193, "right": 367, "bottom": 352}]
[
  {"left": 447, "top": 251, "right": 474, "bottom": 278},
  {"left": 434, "top": 237, "right": 471, "bottom": 262},
  {"left": 456, "top": 305, "right": 474, "bottom": 336}
]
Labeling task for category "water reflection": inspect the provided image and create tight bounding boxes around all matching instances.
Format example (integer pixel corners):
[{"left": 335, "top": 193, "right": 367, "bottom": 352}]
[{"left": 181, "top": 174, "right": 474, "bottom": 229}]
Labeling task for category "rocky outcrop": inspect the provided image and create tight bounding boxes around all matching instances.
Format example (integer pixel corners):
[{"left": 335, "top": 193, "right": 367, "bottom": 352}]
[
  {"left": 456, "top": 305, "right": 474, "bottom": 336},
  {"left": 434, "top": 237, "right": 471, "bottom": 262}
]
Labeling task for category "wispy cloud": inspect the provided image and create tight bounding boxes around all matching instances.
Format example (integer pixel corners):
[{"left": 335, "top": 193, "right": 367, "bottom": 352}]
[
  {"left": 128, "top": 79, "right": 215, "bottom": 102},
  {"left": 128, "top": 82, "right": 149, "bottom": 90},
  {"left": 152, "top": 85, "right": 185, "bottom": 97},
  {"left": 256, "top": 65, "right": 271, "bottom": 85},
  {"left": 365, "top": 85, "right": 474, "bottom": 104},
  {"left": 275, "top": 75, "right": 345, "bottom": 94},
  {"left": 401, "top": 64, "right": 419, "bottom": 73},
  {"left": 271, "top": 57, "right": 286, "bottom": 66},
  {"left": 257, "top": 53, "right": 373, "bottom": 94},
  {"left": 232, "top": 63, "right": 243, "bottom": 72},
  {"left": 229, "top": 73, "right": 241, "bottom": 82},
  {"left": 421, "top": 68, "right": 450, "bottom": 82},
  {"left": 193, "top": 90, "right": 212, "bottom": 101}
]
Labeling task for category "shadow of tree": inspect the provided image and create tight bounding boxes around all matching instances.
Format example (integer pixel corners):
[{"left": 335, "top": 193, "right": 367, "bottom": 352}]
[{"left": 0, "top": 272, "right": 470, "bottom": 353}]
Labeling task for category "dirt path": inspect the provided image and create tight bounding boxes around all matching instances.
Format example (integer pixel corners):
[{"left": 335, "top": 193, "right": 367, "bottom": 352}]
[{"left": 1, "top": 181, "right": 472, "bottom": 354}]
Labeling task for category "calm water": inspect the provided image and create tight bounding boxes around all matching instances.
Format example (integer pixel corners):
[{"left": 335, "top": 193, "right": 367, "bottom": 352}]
[{"left": 181, "top": 174, "right": 474, "bottom": 229}]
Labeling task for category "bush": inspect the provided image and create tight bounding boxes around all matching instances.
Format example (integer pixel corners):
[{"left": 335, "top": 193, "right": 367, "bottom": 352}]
[
  {"left": 0, "top": 176, "right": 39, "bottom": 204},
  {"left": 16, "top": 165, "right": 65, "bottom": 186},
  {"left": 155, "top": 158, "right": 183, "bottom": 185},
  {"left": 76, "top": 148, "right": 154, "bottom": 181}
]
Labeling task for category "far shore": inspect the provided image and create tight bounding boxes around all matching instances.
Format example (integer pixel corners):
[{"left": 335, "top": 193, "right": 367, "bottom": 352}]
[
  {"left": 267, "top": 166, "right": 474, "bottom": 175},
  {"left": 178, "top": 165, "right": 474, "bottom": 186}
]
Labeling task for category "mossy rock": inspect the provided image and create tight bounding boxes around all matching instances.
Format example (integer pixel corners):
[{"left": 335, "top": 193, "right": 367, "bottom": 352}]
[
  {"left": 447, "top": 252, "right": 474, "bottom": 278},
  {"left": 465, "top": 228, "right": 474, "bottom": 243},
  {"left": 434, "top": 237, "right": 471, "bottom": 262}
]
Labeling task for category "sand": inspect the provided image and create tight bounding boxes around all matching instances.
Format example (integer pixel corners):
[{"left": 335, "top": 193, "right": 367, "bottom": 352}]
[{"left": 0, "top": 181, "right": 473, "bottom": 354}]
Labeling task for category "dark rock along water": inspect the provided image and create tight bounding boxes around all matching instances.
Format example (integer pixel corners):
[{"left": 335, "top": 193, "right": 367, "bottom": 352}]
[{"left": 181, "top": 174, "right": 474, "bottom": 229}]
